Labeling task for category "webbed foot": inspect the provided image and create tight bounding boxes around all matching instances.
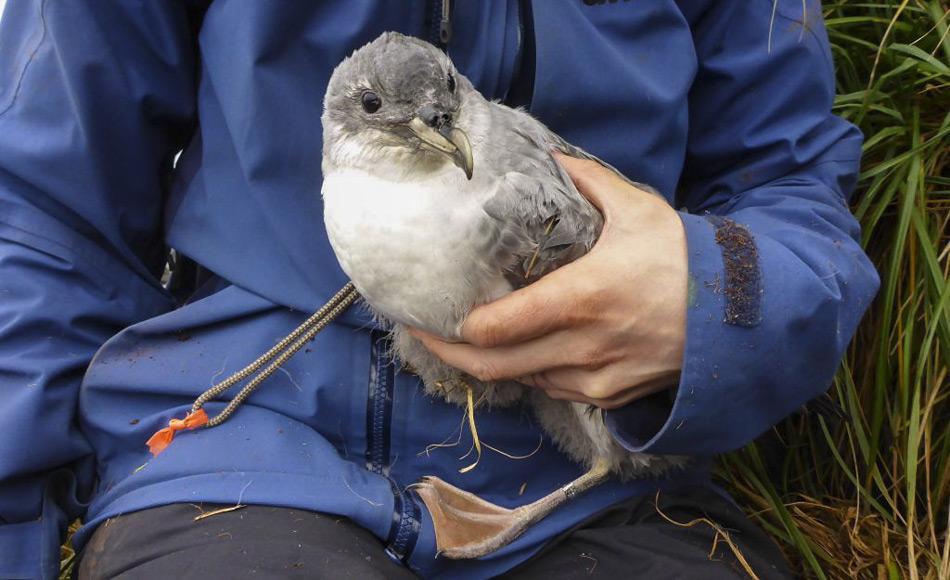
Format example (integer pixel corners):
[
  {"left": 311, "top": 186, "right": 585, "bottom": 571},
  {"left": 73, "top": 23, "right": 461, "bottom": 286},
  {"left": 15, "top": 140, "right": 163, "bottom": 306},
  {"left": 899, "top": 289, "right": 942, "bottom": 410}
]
[{"left": 412, "top": 459, "right": 611, "bottom": 559}]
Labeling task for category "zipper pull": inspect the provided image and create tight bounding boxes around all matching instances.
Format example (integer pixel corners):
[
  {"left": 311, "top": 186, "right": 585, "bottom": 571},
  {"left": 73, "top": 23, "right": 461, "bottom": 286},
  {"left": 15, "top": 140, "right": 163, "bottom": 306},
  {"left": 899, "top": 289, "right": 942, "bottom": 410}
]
[{"left": 439, "top": 0, "right": 452, "bottom": 45}]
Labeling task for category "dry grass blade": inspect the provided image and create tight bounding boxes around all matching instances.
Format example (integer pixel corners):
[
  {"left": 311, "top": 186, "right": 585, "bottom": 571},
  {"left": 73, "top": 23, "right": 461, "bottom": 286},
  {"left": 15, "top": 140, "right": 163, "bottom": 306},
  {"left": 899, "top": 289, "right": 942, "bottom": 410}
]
[
  {"left": 458, "top": 382, "right": 483, "bottom": 474},
  {"left": 653, "top": 492, "right": 760, "bottom": 579},
  {"left": 193, "top": 504, "right": 246, "bottom": 522}
]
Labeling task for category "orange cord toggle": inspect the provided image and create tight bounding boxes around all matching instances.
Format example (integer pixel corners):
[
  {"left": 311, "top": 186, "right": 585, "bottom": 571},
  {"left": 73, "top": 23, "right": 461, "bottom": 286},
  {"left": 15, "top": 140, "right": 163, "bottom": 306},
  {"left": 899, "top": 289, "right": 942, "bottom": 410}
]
[{"left": 146, "top": 409, "right": 209, "bottom": 456}]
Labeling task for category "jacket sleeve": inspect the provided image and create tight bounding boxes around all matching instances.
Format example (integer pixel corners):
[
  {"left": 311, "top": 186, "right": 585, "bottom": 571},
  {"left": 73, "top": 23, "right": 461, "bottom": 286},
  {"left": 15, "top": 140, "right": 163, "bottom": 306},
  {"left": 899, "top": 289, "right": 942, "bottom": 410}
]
[
  {"left": 605, "top": 0, "right": 880, "bottom": 455},
  {"left": 0, "top": 2, "right": 201, "bottom": 577}
]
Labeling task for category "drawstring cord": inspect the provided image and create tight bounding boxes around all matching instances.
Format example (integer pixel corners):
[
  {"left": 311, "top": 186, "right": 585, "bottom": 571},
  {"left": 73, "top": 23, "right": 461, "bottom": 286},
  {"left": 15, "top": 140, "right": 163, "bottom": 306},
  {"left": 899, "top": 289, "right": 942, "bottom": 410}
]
[{"left": 147, "top": 282, "right": 359, "bottom": 455}]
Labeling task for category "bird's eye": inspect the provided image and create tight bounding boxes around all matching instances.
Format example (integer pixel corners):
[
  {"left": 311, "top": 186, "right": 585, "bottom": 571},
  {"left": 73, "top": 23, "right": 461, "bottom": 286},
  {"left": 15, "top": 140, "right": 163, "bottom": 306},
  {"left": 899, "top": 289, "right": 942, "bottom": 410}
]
[
  {"left": 447, "top": 73, "right": 456, "bottom": 93},
  {"left": 361, "top": 91, "right": 381, "bottom": 113}
]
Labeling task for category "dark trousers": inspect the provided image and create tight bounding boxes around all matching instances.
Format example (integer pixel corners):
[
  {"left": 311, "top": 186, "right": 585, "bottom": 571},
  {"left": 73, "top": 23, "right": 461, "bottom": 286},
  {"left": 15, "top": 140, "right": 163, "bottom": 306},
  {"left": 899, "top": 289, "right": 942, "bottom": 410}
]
[{"left": 77, "top": 486, "right": 793, "bottom": 579}]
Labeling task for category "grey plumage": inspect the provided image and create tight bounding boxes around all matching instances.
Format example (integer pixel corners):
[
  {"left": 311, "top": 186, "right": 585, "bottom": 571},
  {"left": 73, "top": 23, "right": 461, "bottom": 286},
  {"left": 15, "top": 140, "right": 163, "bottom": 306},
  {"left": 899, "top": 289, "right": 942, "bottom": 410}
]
[{"left": 321, "top": 32, "right": 681, "bottom": 481}]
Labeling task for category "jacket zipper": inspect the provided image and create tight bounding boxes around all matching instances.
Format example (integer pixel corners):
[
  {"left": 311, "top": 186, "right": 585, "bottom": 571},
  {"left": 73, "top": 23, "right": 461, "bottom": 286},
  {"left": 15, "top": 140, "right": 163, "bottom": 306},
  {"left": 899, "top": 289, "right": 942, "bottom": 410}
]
[
  {"left": 428, "top": 0, "right": 452, "bottom": 49},
  {"left": 365, "top": 331, "right": 393, "bottom": 476},
  {"left": 367, "top": 330, "right": 422, "bottom": 563},
  {"left": 506, "top": 0, "right": 535, "bottom": 108},
  {"left": 439, "top": 0, "right": 452, "bottom": 45}
]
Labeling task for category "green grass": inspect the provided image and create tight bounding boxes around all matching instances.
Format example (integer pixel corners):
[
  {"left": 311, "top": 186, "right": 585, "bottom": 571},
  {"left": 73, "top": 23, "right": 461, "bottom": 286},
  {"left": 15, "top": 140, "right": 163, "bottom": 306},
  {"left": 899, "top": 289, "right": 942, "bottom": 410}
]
[{"left": 717, "top": 2, "right": 950, "bottom": 578}]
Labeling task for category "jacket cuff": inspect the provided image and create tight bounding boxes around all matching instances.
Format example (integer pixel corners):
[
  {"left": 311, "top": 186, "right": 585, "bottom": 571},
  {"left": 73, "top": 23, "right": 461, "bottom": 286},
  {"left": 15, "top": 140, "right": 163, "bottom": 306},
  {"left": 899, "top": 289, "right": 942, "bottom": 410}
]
[{"left": 605, "top": 211, "right": 753, "bottom": 455}]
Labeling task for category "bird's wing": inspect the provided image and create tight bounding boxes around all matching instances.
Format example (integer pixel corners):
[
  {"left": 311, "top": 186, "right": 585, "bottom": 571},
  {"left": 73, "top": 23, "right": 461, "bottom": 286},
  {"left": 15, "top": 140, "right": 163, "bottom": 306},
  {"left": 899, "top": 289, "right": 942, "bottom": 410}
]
[{"left": 480, "top": 106, "right": 610, "bottom": 287}]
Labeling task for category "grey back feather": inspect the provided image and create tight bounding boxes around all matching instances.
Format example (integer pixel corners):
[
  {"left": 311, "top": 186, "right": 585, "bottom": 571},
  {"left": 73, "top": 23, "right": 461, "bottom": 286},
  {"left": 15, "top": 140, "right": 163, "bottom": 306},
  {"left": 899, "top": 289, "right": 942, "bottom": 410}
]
[{"left": 478, "top": 104, "right": 619, "bottom": 286}]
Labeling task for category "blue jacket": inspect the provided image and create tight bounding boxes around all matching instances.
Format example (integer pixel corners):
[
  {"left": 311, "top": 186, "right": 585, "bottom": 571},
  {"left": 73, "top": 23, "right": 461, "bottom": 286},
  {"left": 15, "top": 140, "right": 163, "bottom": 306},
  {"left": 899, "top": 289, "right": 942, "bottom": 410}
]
[{"left": 0, "top": 1, "right": 879, "bottom": 578}]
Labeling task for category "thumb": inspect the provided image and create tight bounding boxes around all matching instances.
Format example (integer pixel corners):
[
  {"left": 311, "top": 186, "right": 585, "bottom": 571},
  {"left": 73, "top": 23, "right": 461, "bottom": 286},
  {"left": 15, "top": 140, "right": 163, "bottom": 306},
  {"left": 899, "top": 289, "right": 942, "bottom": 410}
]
[{"left": 553, "top": 153, "right": 628, "bottom": 215}]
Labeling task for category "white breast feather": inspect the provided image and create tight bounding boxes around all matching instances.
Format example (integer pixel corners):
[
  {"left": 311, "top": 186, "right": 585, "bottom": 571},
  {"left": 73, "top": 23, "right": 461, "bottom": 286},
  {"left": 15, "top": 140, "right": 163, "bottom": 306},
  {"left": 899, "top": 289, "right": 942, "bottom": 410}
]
[{"left": 322, "top": 167, "right": 511, "bottom": 338}]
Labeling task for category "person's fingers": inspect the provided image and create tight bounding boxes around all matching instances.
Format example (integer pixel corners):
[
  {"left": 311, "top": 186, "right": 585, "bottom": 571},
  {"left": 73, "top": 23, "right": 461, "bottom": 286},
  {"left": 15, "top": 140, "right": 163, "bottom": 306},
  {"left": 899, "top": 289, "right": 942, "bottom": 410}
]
[
  {"left": 537, "top": 385, "right": 670, "bottom": 410},
  {"left": 459, "top": 267, "right": 600, "bottom": 348},
  {"left": 553, "top": 153, "right": 620, "bottom": 212},
  {"left": 410, "top": 327, "right": 581, "bottom": 382},
  {"left": 554, "top": 152, "right": 664, "bottom": 223},
  {"left": 519, "top": 366, "right": 677, "bottom": 409}
]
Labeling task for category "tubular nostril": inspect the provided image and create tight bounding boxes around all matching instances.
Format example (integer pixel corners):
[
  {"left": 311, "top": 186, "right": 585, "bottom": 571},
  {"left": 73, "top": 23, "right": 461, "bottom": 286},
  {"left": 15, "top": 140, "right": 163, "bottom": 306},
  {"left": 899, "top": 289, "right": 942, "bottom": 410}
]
[{"left": 420, "top": 105, "right": 452, "bottom": 129}]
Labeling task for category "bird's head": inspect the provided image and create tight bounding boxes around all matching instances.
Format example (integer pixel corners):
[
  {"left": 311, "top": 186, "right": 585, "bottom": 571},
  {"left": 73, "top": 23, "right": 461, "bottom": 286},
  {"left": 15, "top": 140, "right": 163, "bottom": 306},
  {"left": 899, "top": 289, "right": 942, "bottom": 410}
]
[{"left": 322, "top": 32, "right": 475, "bottom": 180}]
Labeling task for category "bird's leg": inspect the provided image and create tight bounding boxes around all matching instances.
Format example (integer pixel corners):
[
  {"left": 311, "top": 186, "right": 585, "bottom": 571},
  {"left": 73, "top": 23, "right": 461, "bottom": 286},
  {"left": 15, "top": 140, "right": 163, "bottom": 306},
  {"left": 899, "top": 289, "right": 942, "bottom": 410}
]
[{"left": 412, "top": 457, "right": 611, "bottom": 559}]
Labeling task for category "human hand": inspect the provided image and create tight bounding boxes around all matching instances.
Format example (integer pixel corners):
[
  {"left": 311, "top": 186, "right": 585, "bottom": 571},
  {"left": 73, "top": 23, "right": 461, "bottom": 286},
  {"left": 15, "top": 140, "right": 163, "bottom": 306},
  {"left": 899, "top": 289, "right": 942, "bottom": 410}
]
[{"left": 410, "top": 153, "right": 688, "bottom": 409}]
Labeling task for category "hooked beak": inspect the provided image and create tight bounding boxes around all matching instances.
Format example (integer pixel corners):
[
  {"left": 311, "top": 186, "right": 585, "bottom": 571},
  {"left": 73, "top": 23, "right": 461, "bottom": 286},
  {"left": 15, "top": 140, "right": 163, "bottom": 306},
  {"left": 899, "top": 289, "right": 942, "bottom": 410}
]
[{"left": 407, "top": 117, "right": 474, "bottom": 180}]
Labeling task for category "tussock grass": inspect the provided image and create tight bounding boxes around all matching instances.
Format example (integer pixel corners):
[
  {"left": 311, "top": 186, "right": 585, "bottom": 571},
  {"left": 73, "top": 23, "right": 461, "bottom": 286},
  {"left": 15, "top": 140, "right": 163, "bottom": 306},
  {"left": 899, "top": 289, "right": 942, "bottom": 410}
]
[{"left": 718, "top": 2, "right": 950, "bottom": 578}]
